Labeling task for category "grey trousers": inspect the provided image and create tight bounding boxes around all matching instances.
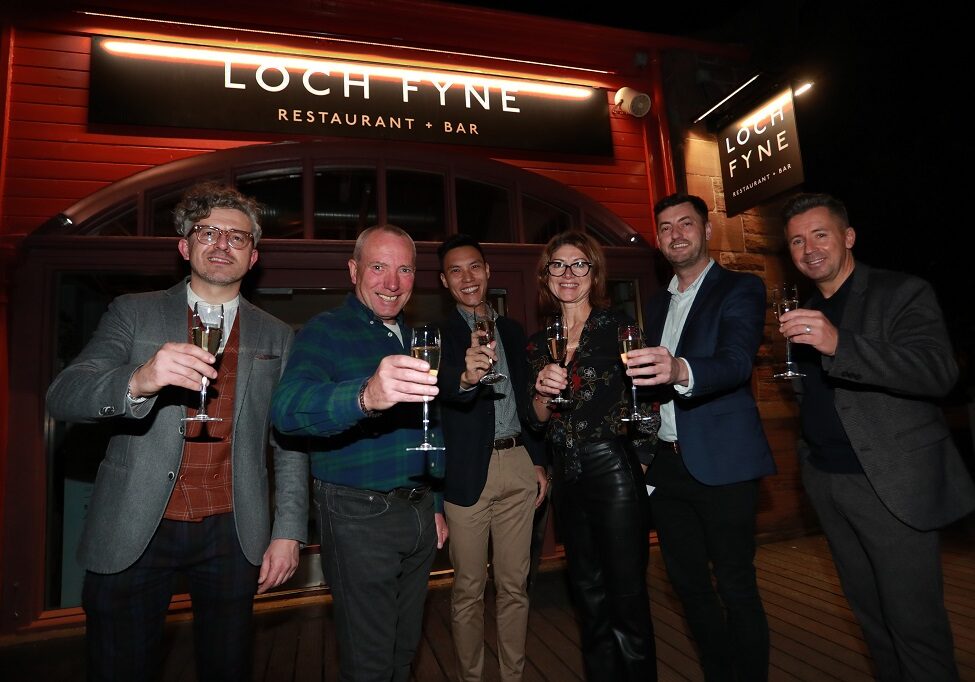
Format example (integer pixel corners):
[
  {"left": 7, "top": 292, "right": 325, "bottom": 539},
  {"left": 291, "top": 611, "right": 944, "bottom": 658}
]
[{"left": 801, "top": 463, "right": 959, "bottom": 682}]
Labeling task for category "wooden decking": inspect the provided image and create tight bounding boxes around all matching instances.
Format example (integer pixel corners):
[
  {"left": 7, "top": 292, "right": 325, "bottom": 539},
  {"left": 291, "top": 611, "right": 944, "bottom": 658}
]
[{"left": 3, "top": 531, "right": 973, "bottom": 681}]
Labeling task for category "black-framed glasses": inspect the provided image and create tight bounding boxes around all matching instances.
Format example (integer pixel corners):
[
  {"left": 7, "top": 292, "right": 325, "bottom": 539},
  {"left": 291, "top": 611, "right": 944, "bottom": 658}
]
[
  {"left": 190, "top": 224, "right": 255, "bottom": 250},
  {"left": 546, "top": 260, "right": 592, "bottom": 277}
]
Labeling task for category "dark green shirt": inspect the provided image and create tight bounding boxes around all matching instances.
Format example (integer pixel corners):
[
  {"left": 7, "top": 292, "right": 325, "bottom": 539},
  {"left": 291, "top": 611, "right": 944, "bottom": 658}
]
[{"left": 271, "top": 294, "right": 443, "bottom": 495}]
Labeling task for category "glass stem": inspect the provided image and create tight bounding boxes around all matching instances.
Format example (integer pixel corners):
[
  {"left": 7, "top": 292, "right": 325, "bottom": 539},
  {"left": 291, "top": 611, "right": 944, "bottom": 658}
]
[
  {"left": 785, "top": 339, "right": 795, "bottom": 365},
  {"left": 198, "top": 377, "right": 209, "bottom": 415},
  {"left": 631, "top": 383, "right": 639, "bottom": 416},
  {"left": 421, "top": 399, "right": 430, "bottom": 445}
]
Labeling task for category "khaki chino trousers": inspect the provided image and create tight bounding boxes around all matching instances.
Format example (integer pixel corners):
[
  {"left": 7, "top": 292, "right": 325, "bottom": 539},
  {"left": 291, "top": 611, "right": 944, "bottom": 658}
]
[{"left": 445, "top": 446, "right": 538, "bottom": 682}]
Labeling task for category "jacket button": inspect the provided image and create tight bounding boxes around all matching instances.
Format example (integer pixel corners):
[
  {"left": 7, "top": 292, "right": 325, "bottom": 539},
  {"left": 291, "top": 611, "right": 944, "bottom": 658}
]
[
  {"left": 178, "top": 425, "right": 185, "bottom": 435},
  {"left": 167, "top": 471, "right": 175, "bottom": 480},
  {"left": 99, "top": 406, "right": 116, "bottom": 416}
]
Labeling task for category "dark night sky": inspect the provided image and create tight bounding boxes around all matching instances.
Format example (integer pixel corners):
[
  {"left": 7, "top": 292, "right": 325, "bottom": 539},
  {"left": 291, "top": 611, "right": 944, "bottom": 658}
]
[{"left": 458, "top": 1, "right": 972, "bottom": 375}]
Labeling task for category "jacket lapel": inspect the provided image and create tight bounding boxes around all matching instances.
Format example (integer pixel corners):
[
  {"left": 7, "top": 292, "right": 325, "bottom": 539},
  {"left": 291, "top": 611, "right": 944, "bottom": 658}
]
[
  {"left": 645, "top": 292, "right": 671, "bottom": 345},
  {"left": 164, "top": 280, "right": 191, "bottom": 348},
  {"left": 235, "top": 297, "right": 260, "bottom": 425},
  {"left": 839, "top": 261, "right": 869, "bottom": 331}
]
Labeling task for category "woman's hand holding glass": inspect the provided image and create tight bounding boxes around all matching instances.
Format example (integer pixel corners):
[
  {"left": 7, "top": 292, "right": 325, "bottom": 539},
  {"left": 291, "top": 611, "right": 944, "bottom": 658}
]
[{"left": 533, "top": 362, "right": 569, "bottom": 403}]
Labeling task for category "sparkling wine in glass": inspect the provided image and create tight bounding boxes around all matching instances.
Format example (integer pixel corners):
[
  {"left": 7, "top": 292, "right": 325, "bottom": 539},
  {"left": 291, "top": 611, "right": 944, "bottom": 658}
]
[
  {"left": 406, "top": 324, "right": 445, "bottom": 476},
  {"left": 475, "top": 303, "right": 507, "bottom": 385},
  {"left": 771, "top": 284, "right": 805, "bottom": 380},
  {"left": 546, "top": 315, "right": 573, "bottom": 407},
  {"left": 183, "top": 302, "right": 225, "bottom": 422},
  {"left": 619, "top": 324, "right": 654, "bottom": 422}
]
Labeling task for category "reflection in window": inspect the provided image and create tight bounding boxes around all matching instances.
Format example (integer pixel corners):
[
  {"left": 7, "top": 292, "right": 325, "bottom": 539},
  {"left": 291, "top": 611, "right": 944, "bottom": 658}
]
[
  {"left": 456, "top": 178, "right": 511, "bottom": 242},
  {"left": 149, "top": 186, "right": 189, "bottom": 237},
  {"left": 523, "top": 195, "right": 572, "bottom": 244},
  {"left": 387, "top": 170, "right": 445, "bottom": 241},
  {"left": 87, "top": 207, "right": 138, "bottom": 237},
  {"left": 314, "top": 168, "right": 378, "bottom": 240},
  {"left": 608, "top": 279, "right": 641, "bottom": 325},
  {"left": 237, "top": 169, "right": 303, "bottom": 239},
  {"left": 584, "top": 219, "right": 614, "bottom": 246}
]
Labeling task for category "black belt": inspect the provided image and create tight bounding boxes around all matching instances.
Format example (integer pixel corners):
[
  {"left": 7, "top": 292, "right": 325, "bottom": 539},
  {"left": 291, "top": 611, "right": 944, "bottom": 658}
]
[
  {"left": 385, "top": 486, "right": 430, "bottom": 502},
  {"left": 657, "top": 440, "right": 680, "bottom": 454},
  {"left": 493, "top": 435, "right": 523, "bottom": 450}
]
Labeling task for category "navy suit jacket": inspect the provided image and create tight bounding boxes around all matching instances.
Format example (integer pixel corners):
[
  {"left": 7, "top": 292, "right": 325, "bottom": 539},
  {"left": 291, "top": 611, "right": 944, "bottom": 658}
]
[
  {"left": 644, "top": 263, "right": 775, "bottom": 485},
  {"left": 437, "top": 309, "right": 546, "bottom": 507}
]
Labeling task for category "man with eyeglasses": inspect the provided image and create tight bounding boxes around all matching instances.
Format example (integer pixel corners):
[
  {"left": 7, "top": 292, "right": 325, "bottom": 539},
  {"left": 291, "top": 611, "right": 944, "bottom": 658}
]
[
  {"left": 625, "top": 193, "right": 775, "bottom": 681},
  {"left": 47, "top": 181, "right": 308, "bottom": 681}
]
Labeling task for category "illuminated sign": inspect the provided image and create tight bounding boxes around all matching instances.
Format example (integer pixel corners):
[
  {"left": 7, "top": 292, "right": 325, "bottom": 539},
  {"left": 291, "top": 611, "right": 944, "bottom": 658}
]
[
  {"left": 718, "top": 88, "right": 805, "bottom": 217},
  {"left": 88, "top": 37, "right": 613, "bottom": 156}
]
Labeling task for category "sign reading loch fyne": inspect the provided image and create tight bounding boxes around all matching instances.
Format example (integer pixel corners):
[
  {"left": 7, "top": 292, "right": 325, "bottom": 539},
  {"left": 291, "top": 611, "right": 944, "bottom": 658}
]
[
  {"left": 88, "top": 38, "right": 613, "bottom": 156},
  {"left": 719, "top": 88, "right": 805, "bottom": 217}
]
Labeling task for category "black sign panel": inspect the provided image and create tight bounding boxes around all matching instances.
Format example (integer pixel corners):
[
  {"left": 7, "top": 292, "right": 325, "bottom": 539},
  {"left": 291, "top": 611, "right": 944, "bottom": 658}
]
[
  {"left": 719, "top": 88, "right": 804, "bottom": 217},
  {"left": 88, "top": 37, "right": 613, "bottom": 156}
]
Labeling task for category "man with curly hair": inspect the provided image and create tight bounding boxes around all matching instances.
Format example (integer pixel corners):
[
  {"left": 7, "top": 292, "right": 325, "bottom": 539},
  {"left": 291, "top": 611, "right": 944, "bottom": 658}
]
[{"left": 47, "top": 181, "right": 308, "bottom": 681}]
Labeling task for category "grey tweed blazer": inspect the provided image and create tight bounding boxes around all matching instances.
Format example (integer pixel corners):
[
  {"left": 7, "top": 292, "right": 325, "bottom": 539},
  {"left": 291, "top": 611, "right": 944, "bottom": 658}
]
[{"left": 47, "top": 280, "right": 308, "bottom": 574}]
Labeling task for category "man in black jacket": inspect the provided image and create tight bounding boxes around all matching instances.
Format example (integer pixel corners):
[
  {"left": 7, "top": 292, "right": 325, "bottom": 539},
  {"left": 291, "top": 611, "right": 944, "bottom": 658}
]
[
  {"left": 779, "top": 192, "right": 974, "bottom": 680},
  {"left": 437, "top": 234, "right": 548, "bottom": 682}
]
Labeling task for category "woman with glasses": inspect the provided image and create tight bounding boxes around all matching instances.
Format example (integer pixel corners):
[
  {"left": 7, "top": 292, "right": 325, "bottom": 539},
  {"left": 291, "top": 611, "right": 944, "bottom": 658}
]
[{"left": 526, "top": 231, "right": 657, "bottom": 681}]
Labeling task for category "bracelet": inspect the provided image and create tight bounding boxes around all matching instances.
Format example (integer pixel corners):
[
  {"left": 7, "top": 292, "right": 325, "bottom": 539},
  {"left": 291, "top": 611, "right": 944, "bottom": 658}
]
[{"left": 358, "top": 378, "right": 381, "bottom": 418}]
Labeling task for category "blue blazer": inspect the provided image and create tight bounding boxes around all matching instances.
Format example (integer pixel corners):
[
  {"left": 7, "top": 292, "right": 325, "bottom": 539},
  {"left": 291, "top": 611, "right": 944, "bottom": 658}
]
[{"left": 644, "top": 264, "right": 775, "bottom": 485}]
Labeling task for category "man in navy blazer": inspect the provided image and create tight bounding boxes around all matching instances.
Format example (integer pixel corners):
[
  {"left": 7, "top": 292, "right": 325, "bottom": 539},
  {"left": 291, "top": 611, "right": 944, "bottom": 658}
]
[
  {"left": 627, "top": 193, "right": 775, "bottom": 681},
  {"left": 436, "top": 234, "right": 548, "bottom": 682},
  {"left": 779, "top": 193, "right": 974, "bottom": 680}
]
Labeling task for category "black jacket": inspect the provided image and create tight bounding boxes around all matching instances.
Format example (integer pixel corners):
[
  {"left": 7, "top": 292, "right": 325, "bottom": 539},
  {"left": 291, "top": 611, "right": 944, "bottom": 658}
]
[{"left": 437, "top": 308, "right": 546, "bottom": 506}]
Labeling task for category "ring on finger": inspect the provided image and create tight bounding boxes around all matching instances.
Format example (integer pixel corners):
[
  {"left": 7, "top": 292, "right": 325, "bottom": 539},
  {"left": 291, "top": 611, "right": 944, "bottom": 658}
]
[{"left": 805, "top": 325, "right": 812, "bottom": 334}]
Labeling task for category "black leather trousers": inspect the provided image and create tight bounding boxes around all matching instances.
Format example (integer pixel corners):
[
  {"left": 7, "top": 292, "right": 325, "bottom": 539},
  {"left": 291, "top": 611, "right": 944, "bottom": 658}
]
[{"left": 554, "top": 438, "right": 656, "bottom": 681}]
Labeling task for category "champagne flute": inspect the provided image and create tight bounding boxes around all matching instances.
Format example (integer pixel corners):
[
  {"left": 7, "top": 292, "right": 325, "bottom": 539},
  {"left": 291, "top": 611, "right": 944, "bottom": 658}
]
[
  {"left": 771, "top": 284, "right": 805, "bottom": 380},
  {"left": 619, "top": 324, "right": 653, "bottom": 422},
  {"left": 546, "top": 315, "right": 573, "bottom": 407},
  {"left": 406, "top": 324, "right": 445, "bottom": 476},
  {"left": 474, "top": 302, "right": 507, "bottom": 385},
  {"left": 183, "top": 302, "right": 224, "bottom": 422}
]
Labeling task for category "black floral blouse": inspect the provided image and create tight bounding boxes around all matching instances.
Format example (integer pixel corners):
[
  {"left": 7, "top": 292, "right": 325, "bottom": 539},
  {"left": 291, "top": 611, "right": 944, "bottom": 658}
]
[{"left": 526, "top": 307, "right": 657, "bottom": 481}]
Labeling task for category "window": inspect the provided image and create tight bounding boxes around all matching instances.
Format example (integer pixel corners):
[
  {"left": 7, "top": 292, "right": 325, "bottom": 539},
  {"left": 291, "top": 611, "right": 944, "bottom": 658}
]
[
  {"left": 455, "top": 178, "right": 511, "bottom": 242},
  {"left": 313, "top": 168, "right": 378, "bottom": 240},
  {"left": 387, "top": 169, "right": 445, "bottom": 241},
  {"left": 523, "top": 195, "right": 572, "bottom": 244},
  {"left": 237, "top": 168, "right": 304, "bottom": 239}
]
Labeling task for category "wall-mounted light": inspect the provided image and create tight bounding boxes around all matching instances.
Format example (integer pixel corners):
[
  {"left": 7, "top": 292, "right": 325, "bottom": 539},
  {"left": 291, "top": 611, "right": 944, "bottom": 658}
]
[
  {"left": 101, "top": 39, "right": 596, "bottom": 100},
  {"left": 793, "top": 82, "right": 813, "bottom": 96},
  {"left": 613, "top": 87, "right": 651, "bottom": 117}
]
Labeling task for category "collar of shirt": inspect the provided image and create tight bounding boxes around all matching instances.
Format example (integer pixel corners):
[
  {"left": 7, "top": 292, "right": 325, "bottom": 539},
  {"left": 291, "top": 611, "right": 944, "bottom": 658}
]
[
  {"left": 666, "top": 258, "right": 715, "bottom": 299},
  {"left": 657, "top": 259, "right": 713, "bottom": 441},
  {"left": 345, "top": 293, "right": 407, "bottom": 346}
]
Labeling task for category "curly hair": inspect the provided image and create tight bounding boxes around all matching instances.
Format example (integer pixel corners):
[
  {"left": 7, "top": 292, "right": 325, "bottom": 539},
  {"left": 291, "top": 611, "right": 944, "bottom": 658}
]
[{"left": 173, "top": 181, "right": 264, "bottom": 243}]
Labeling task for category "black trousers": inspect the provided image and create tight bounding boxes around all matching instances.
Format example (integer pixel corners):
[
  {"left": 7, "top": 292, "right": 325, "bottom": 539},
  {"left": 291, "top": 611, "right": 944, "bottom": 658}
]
[
  {"left": 648, "top": 445, "right": 768, "bottom": 682},
  {"left": 555, "top": 439, "right": 656, "bottom": 682},
  {"left": 802, "top": 464, "right": 959, "bottom": 681},
  {"left": 82, "top": 513, "right": 259, "bottom": 682}
]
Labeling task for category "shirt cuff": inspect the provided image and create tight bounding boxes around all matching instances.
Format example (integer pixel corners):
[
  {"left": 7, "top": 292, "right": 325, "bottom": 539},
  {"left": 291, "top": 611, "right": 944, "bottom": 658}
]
[{"left": 674, "top": 358, "right": 694, "bottom": 396}]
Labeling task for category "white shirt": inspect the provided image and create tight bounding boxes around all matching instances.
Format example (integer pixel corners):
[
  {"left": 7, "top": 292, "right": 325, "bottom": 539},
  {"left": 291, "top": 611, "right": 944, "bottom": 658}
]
[{"left": 657, "top": 258, "right": 714, "bottom": 442}]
